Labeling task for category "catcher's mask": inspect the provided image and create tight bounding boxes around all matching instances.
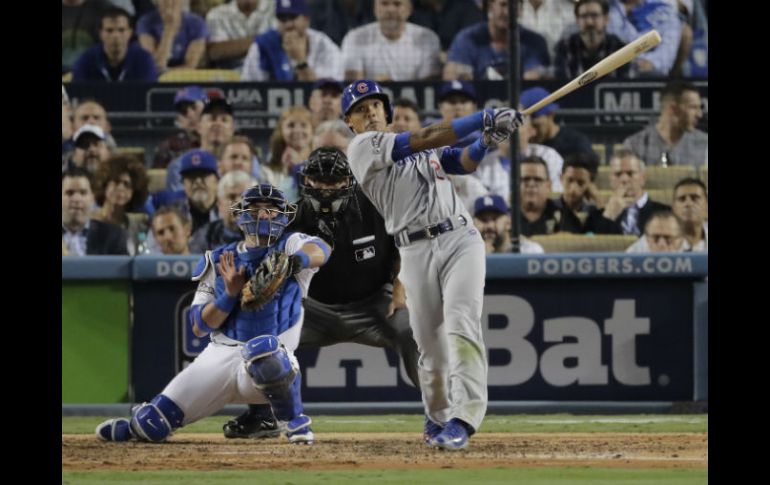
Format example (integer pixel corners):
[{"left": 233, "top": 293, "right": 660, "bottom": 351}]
[
  {"left": 232, "top": 184, "right": 297, "bottom": 246},
  {"left": 299, "top": 147, "right": 355, "bottom": 215}
]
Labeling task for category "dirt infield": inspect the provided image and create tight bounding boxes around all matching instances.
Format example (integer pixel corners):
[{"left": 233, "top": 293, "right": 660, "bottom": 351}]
[{"left": 63, "top": 432, "right": 707, "bottom": 471}]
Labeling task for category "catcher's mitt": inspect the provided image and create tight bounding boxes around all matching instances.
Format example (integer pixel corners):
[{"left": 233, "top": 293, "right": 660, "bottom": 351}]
[{"left": 241, "top": 251, "right": 302, "bottom": 311}]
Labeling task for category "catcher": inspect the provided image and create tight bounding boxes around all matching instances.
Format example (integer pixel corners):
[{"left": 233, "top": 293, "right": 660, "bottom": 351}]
[
  {"left": 222, "top": 146, "right": 421, "bottom": 440},
  {"left": 95, "top": 184, "right": 332, "bottom": 444}
]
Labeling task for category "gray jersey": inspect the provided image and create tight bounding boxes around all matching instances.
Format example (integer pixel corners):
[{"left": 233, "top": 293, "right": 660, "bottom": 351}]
[{"left": 347, "top": 131, "right": 472, "bottom": 235}]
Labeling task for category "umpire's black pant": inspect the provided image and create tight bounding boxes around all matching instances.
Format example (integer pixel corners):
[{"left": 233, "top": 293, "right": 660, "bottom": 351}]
[{"left": 298, "top": 289, "right": 420, "bottom": 389}]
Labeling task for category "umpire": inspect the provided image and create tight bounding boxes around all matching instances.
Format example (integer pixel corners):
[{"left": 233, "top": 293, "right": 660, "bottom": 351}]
[{"left": 223, "top": 146, "right": 420, "bottom": 439}]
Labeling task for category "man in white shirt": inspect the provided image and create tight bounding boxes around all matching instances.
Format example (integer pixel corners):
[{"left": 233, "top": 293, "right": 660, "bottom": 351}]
[
  {"left": 206, "top": 0, "right": 276, "bottom": 69},
  {"left": 341, "top": 0, "right": 441, "bottom": 81},
  {"left": 241, "top": 0, "right": 342, "bottom": 81}
]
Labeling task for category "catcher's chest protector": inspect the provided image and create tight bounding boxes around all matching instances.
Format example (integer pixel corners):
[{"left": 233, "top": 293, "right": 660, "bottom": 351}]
[{"left": 214, "top": 237, "right": 303, "bottom": 342}]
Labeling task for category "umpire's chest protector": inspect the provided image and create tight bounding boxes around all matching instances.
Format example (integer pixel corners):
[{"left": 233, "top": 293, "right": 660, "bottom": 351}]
[{"left": 213, "top": 237, "right": 304, "bottom": 342}]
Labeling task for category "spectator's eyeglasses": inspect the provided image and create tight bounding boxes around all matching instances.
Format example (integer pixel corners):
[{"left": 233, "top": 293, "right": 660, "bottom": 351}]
[
  {"left": 277, "top": 13, "right": 299, "bottom": 22},
  {"left": 521, "top": 176, "right": 547, "bottom": 185},
  {"left": 577, "top": 12, "right": 603, "bottom": 20}
]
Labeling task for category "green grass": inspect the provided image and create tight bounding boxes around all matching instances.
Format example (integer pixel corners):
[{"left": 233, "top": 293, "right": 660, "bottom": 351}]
[
  {"left": 62, "top": 468, "right": 708, "bottom": 485},
  {"left": 63, "top": 414, "right": 708, "bottom": 435}
]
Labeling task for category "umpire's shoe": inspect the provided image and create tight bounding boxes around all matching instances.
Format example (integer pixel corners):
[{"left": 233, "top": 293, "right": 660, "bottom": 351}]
[
  {"left": 429, "top": 418, "right": 473, "bottom": 451},
  {"left": 423, "top": 416, "right": 443, "bottom": 444},
  {"left": 223, "top": 410, "right": 281, "bottom": 439}
]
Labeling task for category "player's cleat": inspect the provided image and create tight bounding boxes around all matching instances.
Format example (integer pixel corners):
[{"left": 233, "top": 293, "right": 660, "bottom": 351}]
[
  {"left": 223, "top": 410, "right": 281, "bottom": 439},
  {"left": 286, "top": 414, "right": 314, "bottom": 445},
  {"left": 423, "top": 416, "right": 443, "bottom": 444},
  {"left": 96, "top": 418, "right": 133, "bottom": 442},
  {"left": 429, "top": 418, "right": 472, "bottom": 451}
]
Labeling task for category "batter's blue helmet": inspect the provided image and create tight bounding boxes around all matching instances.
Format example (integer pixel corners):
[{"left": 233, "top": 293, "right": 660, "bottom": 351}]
[{"left": 341, "top": 80, "right": 393, "bottom": 123}]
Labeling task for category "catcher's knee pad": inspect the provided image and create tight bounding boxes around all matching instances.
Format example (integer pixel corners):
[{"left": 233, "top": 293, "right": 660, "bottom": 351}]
[
  {"left": 130, "top": 394, "right": 185, "bottom": 442},
  {"left": 242, "top": 335, "right": 303, "bottom": 422}
]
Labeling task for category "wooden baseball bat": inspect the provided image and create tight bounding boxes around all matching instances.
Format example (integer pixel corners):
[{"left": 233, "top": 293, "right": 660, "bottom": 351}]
[{"left": 521, "top": 30, "right": 662, "bottom": 116}]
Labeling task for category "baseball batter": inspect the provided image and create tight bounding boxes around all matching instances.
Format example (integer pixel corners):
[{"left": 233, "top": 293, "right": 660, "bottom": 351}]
[
  {"left": 95, "top": 184, "right": 331, "bottom": 444},
  {"left": 341, "top": 80, "right": 522, "bottom": 450}
]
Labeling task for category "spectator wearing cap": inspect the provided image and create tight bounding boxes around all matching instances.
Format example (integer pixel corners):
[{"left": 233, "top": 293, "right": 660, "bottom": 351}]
[
  {"left": 152, "top": 86, "right": 208, "bottom": 169},
  {"left": 520, "top": 86, "right": 595, "bottom": 162},
  {"left": 444, "top": 0, "right": 550, "bottom": 81},
  {"left": 472, "top": 194, "right": 544, "bottom": 254},
  {"left": 307, "top": 79, "right": 343, "bottom": 129},
  {"left": 554, "top": 0, "right": 630, "bottom": 80},
  {"left": 137, "top": 0, "right": 209, "bottom": 73},
  {"left": 178, "top": 149, "right": 222, "bottom": 233},
  {"left": 341, "top": 0, "right": 441, "bottom": 81},
  {"left": 241, "top": 0, "right": 343, "bottom": 81},
  {"left": 391, "top": 98, "right": 422, "bottom": 134},
  {"left": 206, "top": 0, "right": 277, "bottom": 70},
  {"left": 72, "top": 6, "right": 159, "bottom": 81},
  {"left": 437, "top": 80, "right": 479, "bottom": 148},
  {"left": 166, "top": 97, "right": 235, "bottom": 191},
  {"left": 189, "top": 170, "right": 258, "bottom": 253},
  {"left": 62, "top": 167, "right": 128, "bottom": 256},
  {"left": 69, "top": 124, "right": 112, "bottom": 175},
  {"left": 66, "top": 98, "right": 120, "bottom": 159}
]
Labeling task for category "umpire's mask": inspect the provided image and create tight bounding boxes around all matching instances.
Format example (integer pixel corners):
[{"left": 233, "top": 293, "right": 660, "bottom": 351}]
[{"left": 299, "top": 147, "right": 356, "bottom": 215}]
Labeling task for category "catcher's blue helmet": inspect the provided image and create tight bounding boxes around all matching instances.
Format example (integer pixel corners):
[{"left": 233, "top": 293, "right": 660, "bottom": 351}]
[
  {"left": 341, "top": 80, "right": 393, "bottom": 124},
  {"left": 232, "top": 184, "right": 297, "bottom": 246}
]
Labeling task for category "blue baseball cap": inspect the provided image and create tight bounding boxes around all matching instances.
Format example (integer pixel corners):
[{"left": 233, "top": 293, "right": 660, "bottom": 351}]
[
  {"left": 276, "top": 0, "right": 308, "bottom": 15},
  {"left": 520, "top": 86, "right": 559, "bottom": 118},
  {"left": 179, "top": 149, "right": 219, "bottom": 176},
  {"left": 173, "top": 86, "right": 208, "bottom": 106},
  {"left": 438, "top": 80, "right": 477, "bottom": 103},
  {"left": 473, "top": 194, "right": 509, "bottom": 216},
  {"left": 312, "top": 78, "right": 343, "bottom": 94}
]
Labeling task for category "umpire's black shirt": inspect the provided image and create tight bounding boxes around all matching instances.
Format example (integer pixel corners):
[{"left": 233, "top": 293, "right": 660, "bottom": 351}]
[{"left": 290, "top": 188, "right": 398, "bottom": 304}]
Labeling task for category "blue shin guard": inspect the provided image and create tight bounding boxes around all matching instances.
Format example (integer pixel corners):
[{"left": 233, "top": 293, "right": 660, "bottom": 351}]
[{"left": 242, "top": 335, "right": 307, "bottom": 425}]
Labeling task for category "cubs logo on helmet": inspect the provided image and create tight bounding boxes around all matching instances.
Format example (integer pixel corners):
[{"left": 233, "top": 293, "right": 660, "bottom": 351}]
[{"left": 341, "top": 79, "right": 393, "bottom": 124}]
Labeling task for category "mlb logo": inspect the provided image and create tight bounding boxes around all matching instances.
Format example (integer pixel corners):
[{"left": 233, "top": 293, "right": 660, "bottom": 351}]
[
  {"left": 355, "top": 245, "right": 376, "bottom": 261},
  {"left": 356, "top": 82, "right": 369, "bottom": 93}
]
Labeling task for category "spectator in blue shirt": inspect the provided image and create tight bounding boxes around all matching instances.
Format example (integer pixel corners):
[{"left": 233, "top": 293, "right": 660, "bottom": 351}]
[
  {"left": 607, "top": 0, "right": 682, "bottom": 77},
  {"left": 137, "top": 0, "right": 209, "bottom": 73},
  {"left": 444, "top": 0, "right": 550, "bottom": 80},
  {"left": 72, "top": 6, "right": 159, "bottom": 81}
]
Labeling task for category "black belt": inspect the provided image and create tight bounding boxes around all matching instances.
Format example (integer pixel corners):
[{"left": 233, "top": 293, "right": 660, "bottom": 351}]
[{"left": 395, "top": 215, "right": 467, "bottom": 248}]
